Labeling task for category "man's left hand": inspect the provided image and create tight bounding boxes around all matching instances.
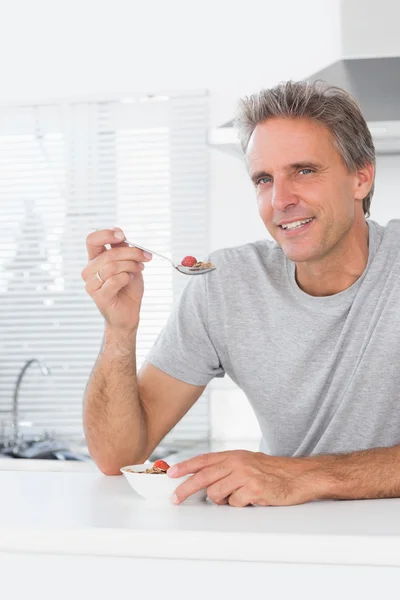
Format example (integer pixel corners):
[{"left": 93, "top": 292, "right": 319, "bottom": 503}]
[{"left": 167, "top": 450, "right": 328, "bottom": 507}]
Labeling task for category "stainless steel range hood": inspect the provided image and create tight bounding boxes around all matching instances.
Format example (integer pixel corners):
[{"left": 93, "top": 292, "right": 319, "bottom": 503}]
[
  {"left": 309, "top": 56, "right": 400, "bottom": 122},
  {"left": 209, "top": 56, "right": 400, "bottom": 156}
]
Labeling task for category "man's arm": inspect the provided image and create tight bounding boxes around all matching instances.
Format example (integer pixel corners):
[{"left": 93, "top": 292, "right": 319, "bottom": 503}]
[
  {"left": 315, "top": 445, "right": 400, "bottom": 500},
  {"left": 82, "top": 228, "right": 205, "bottom": 475},
  {"left": 167, "top": 445, "right": 400, "bottom": 506},
  {"left": 83, "top": 326, "right": 205, "bottom": 475}
]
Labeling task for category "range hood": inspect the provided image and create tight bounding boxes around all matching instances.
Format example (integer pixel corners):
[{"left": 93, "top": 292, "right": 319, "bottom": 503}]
[{"left": 209, "top": 56, "right": 400, "bottom": 156}]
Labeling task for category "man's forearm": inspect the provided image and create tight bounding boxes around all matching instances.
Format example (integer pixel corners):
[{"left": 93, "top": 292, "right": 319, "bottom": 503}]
[
  {"left": 83, "top": 327, "right": 149, "bottom": 474},
  {"left": 311, "top": 445, "right": 400, "bottom": 501}
]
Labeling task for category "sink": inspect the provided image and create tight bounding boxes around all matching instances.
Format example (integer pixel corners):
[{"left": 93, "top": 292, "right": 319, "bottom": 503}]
[
  {"left": 0, "top": 439, "right": 179, "bottom": 464},
  {"left": 0, "top": 439, "right": 91, "bottom": 461}
]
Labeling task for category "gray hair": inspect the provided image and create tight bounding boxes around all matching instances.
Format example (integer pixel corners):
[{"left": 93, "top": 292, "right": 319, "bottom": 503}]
[{"left": 234, "top": 80, "right": 375, "bottom": 217}]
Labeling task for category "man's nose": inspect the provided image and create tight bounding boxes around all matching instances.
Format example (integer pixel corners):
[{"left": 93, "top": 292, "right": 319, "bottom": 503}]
[{"left": 271, "top": 179, "right": 298, "bottom": 211}]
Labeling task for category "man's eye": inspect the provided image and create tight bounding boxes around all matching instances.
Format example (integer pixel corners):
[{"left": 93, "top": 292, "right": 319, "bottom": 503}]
[
  {"left": 299, "top": 168, "right": 313, "bottom": 175},
  {"left": 257, "top": 176, "right": 272, "bottom": 185}
]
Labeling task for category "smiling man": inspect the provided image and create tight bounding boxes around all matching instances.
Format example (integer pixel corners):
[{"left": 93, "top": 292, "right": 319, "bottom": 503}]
[{"left": 82, "top": 80, "right": 400, "bottom": 507}]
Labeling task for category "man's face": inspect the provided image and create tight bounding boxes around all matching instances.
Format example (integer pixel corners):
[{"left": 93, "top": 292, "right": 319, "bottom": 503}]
[{"left": 246, "top": 117, "right": 367, "bottom": 263}]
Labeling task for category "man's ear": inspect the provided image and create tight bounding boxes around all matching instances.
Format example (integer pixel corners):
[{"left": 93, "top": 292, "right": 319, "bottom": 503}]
[{"left": 354, "top": 162, "right": 375, "bottom": 200}]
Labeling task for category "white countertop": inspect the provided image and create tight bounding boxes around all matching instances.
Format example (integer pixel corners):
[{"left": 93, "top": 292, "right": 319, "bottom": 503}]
[{"left": 1, "top": 468, "right": 400, "bottom": 566}]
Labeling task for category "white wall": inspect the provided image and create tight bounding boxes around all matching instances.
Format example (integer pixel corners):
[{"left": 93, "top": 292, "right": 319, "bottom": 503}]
[
  {"left": 341, "top": 0, "right": 400, "bottom": 58},
  {"left": 0, "top": 0, "right": 341, "bottom": 119},
  {"left": 372, "top": 155, "right": 400, "bottom": 225}
]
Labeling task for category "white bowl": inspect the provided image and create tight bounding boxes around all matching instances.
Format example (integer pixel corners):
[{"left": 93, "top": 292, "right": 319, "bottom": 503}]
[{"left": 121, "top": 464, "right": 207, "bottom": 506}]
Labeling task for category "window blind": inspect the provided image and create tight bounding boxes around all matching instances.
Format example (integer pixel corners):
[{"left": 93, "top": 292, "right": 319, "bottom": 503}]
[{"left": 0, "top": 91, "right": 210, "bottom": 448}]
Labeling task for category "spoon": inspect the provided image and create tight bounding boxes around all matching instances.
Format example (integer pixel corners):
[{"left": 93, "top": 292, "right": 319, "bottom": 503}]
[{"left": 93, "top": 229, "right": 216, "bottom": 276}]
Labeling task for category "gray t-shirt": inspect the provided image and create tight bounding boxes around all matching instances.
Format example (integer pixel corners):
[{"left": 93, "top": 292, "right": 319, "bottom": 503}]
[{"left": 146, "top": 219, "right": 400, "bottom": 457}]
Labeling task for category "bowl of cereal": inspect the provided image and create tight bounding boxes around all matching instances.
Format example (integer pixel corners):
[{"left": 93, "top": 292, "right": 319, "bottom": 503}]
[{"left": 120, "top": 459, "right": 207, "bottom": 506}]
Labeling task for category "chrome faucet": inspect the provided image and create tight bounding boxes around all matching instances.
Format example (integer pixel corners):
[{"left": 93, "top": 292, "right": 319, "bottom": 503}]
[{"left": 12, "top": 359, "right": 50, "bottom": 445}]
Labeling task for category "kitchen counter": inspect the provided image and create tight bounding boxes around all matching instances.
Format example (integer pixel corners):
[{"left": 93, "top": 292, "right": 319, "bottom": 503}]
[
  {"left": 0, "top": 456, "right": 100, "bottom": 472},
  {"left": 0, "top": 468, "right": 400, "bottom": 567},
  {"left": 2, "top": 466, "right": 400, "bottom": 599}
]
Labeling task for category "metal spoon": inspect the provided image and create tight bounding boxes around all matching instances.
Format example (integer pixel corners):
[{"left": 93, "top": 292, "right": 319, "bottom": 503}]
[
  {"left": 93, "top": 229, "right": 216, "bottom": 276},
  {"left": 124, "top": 238, "right": 216, "bottom": 276}
]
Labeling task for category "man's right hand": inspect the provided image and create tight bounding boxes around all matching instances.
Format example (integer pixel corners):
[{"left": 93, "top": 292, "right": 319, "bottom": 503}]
[{"left": 81, "top": 227, "right": 153, "bottom": 331}]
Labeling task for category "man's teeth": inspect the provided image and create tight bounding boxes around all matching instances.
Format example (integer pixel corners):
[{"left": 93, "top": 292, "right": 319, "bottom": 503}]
[{"left": 281, "top": 218, "right": 313, "bottom": 230}]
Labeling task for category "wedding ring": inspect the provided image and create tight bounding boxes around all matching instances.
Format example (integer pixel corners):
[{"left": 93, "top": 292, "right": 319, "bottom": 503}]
[{"left": 96, "top": 271, "right": 105, "bottom": 285}]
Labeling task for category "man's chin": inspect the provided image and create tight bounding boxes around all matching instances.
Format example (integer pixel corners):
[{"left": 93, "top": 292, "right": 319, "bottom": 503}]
[{"left": 279, "top": 243, "right": 318, "bottom": 264}]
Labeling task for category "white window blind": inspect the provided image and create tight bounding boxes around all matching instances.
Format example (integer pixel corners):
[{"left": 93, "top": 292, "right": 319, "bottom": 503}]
[{"left": 0, "top": 91, "right": 210, "bottom": 448}]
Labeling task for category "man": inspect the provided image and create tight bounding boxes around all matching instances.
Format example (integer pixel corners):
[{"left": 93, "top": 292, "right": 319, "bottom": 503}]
[{"left": 82, "top": 80, "right": 400, "bottom": 507}]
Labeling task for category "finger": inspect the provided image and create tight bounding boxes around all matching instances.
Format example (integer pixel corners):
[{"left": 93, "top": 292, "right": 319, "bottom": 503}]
[
  {"left": 228, "top": 477, "right": 269, "bottom": 508},
  {"left": 109, "top": 227, "right": 131, "bottom": 251},
  {"left": 95, "top": 246, "right": 152, "bottom": 269},
  {"left": 85, "top": 261, "right": 145, "bottom": 295},
  {"left": 82, "top": 247, "right": 151, "bottom": 283},
  {"left": 172, "top": 463, "right": 230, "bottom": 504},
  {"left": 110, "top": 241, "right": 129, "bottom": 250},
  {"left": 168, "top": 451, "right": 230, "bottom": 478},
  {"left": 86, "top": 228, "right": 127, "bottom": 260},
  {"left": 97, "top": 260, "right": 145, "bottom": 285},
  {"left": 206, "top": 475, "right": 242, "bottom": 505},
  {"left": 228, "top": 486, "right": 257, "bottom": 508},
  {"left": 109, "top": 228, "right": 153, "bottom": 260},
  {"left": 86, "top": 272, "right": 105, "bottom": 294},
  {"left": 93, "top": 272, "right": 133, "bottom": 305}
]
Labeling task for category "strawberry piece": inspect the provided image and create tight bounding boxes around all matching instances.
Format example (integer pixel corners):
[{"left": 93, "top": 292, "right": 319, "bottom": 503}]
[
  {"left": 181, "top": 256, "right": 197, "bottom": 267},
  {"left": 153, "top": 459, "right": 170, "bottom": 471}
]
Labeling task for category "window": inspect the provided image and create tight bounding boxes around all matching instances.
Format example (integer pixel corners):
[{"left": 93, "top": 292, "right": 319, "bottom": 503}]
[{"left": 0, "top": 92, "right": 210, "bottom": 448}]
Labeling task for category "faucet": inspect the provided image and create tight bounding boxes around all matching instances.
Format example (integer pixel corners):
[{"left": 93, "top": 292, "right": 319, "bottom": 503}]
[{"left": 12, "top": 359, "right": 50, "bottom": 446}]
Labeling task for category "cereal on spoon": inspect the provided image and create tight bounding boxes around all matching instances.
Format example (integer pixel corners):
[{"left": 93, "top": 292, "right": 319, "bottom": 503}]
[{"left": 180, "top": 255, "right": 215, "bottom": 271}]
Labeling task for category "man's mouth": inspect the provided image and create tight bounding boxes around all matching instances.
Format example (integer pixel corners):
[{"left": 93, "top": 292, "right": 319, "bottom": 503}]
[{"left": 278, "top": 217, "right": 315, "bottom": 234}]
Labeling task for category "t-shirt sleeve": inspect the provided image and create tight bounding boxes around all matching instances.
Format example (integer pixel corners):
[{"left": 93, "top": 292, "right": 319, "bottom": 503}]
[{"left": 144, "top": 273, "right": 225, "bottom": 386}]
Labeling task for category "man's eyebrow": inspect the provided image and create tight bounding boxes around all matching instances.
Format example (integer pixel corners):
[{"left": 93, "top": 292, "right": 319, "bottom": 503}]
[
  {"left": 289, "top": 161, "right": 323, "bottom": 171},
  {"left": 250, "top": 162, "right": 324, "bottom": 184},
  {"left": 250, "top": 170, "right": 270, "bottom": 184}
]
